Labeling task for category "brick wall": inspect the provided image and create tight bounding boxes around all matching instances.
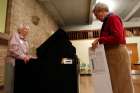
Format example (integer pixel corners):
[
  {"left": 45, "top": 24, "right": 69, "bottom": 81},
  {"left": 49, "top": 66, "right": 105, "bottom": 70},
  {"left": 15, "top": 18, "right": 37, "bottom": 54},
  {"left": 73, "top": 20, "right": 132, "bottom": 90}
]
[
  {"left": 0, "top": 45, "right": 7, "bottom": 86},
  {"left": 0, "top": 0, "right": 58, "bottom": 86}
]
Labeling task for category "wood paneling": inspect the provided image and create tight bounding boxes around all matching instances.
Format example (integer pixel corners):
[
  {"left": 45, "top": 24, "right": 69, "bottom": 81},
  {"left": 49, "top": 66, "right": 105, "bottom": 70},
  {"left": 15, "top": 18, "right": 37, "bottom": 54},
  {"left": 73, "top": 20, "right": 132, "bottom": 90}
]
[
  {"left": 126, "top": 43, "right": 139, "bottom": 64},
  {"left": 67, "top": 30, "right": 99, "bottom": 40}
]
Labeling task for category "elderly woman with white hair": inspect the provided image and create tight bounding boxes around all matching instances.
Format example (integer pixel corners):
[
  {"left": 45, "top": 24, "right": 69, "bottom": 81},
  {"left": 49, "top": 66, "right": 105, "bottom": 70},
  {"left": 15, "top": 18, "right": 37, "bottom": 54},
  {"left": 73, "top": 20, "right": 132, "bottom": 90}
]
[
  {"left": 92, "top": 3, "right": 134, "bottom": 93},
  {"left": 5, "top": 24, "right": 32, "bottom": 93}
]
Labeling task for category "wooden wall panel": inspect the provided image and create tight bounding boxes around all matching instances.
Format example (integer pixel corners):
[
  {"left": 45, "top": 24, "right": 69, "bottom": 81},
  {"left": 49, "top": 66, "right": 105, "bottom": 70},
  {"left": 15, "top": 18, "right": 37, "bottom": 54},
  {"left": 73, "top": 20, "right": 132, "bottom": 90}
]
[{"left": 126, "top": 43, "right": 138, "bottom": 64}]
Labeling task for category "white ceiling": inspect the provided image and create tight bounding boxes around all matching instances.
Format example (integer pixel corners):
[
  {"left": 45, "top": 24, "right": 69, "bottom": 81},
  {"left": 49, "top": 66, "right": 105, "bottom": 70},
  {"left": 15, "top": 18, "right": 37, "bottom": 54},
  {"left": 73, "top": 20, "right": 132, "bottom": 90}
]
[{"left": 37, "top": 0, "right": 140, "bottom": 27}]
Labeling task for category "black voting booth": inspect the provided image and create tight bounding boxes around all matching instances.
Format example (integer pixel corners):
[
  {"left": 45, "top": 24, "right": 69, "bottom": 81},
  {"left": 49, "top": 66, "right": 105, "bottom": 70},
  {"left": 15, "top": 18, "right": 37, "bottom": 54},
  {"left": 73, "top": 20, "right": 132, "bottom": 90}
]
[
  {"left": 14, "top": 28, "right": 79, "bottom": 93},
  {"left": 36, "top": 28, "right": 79, "bottom": 93}
]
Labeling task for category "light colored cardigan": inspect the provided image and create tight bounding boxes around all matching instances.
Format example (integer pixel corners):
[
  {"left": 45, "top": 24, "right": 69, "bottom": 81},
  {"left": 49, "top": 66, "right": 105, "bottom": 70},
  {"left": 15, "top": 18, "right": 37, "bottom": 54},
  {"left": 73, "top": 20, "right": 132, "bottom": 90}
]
[{"left": 7, "top": 32, "right": 29, "bottom": 66}]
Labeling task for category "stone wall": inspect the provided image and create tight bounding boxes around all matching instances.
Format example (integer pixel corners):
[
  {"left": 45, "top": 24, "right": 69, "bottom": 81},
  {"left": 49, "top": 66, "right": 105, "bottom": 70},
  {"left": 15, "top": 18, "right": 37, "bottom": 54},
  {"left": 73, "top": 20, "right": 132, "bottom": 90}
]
[
  {"left": 10, "top": 0, "right": 58, "bottom": 52},
  {"left": 0, "top": 0, "right": 58, "bottom": 86}
]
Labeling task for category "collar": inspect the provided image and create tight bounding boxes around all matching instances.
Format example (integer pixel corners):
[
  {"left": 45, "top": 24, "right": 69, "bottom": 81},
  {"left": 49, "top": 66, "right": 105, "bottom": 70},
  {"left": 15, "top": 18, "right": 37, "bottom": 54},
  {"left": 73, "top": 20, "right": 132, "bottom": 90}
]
[
  {"left": 103, "top": 13, "right": 113, "bottom": 22},
  {"left": 19, "top": 34, "right": 26, "bottom": 40}
]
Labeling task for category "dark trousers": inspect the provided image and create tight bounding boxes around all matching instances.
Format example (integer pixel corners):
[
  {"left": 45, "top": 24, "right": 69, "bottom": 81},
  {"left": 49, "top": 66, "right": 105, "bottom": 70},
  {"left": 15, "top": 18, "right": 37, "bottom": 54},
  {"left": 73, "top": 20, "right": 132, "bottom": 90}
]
[{"left": 14, "top": 59, "right": 39, "bottom": 93}]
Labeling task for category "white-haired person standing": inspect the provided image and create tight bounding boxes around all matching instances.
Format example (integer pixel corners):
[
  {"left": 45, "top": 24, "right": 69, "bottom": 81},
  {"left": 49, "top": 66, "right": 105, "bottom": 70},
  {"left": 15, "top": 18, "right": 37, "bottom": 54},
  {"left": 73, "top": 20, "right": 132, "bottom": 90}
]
[
  {"left": 92, "top": 3, "right": 134, "bottom": 93},
  {"left": 5, "top": 24, "right": 32, "bottom": 93}
]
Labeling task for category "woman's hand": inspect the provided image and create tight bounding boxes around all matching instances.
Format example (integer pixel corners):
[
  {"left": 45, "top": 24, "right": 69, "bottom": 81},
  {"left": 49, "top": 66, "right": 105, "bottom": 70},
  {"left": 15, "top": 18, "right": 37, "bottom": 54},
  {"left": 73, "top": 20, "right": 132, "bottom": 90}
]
[
  {"left": 23, "top": 55, "right": 30, "bottom": 64},
  {"left": 92, "top": 38, "right": 99, "bottom": 49},
  {"left": 30, "top": 55, "right": 38, "bottom": 59}
]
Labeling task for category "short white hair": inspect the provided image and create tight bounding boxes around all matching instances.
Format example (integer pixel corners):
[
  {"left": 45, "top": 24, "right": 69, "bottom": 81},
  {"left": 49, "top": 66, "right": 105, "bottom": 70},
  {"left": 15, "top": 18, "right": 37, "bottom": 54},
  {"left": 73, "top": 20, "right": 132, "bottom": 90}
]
[
  {"left": 93, "top": 3, "right": 109, "bottom": 13},
  {"left": 18, "top": 23, "right": 30, "bottom": 32}
]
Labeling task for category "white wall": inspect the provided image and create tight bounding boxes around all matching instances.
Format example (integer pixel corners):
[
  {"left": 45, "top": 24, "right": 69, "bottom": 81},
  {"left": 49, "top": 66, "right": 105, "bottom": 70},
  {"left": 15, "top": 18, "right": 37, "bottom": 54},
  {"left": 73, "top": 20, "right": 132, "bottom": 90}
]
[
  {"left": 71, "top": 37, "right": 140, "bottom": 65},
  {"left": 71, "top": 39, "right": 95, "bottom": 64}
]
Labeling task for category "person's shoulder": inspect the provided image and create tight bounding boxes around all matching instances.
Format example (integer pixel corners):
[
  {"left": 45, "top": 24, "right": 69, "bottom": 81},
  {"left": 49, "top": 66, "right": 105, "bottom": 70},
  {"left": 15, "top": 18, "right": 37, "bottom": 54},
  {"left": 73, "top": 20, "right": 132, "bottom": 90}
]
[
  {"left": 107, "top": 13, "right": 122, "bottom": 23},
  {"left": 10, "top": 32, "right": 19, "bottom": 40},
  {"left": 11, "top": 32, "right": 18, "bottom": 37},
  {"left": 109, "top": 13, "right": 120, "bottom": 19}
]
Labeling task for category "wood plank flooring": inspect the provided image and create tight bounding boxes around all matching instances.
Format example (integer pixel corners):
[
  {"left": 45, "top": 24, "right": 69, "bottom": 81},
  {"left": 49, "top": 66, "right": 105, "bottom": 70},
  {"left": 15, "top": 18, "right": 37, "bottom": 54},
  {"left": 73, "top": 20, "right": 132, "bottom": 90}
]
[
  {"left": 0, "top": 75, "right": 140, "bottom": 93},
  {"left": 80, "top": 75, "right": 140, "bottom": 93}
]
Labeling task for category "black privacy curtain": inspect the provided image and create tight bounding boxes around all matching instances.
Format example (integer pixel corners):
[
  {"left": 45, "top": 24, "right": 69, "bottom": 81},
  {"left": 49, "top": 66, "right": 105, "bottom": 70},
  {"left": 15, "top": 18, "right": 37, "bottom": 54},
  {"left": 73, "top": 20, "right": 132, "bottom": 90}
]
[{"left": 14, "top": 28, "right": 79, "bottom": 93}]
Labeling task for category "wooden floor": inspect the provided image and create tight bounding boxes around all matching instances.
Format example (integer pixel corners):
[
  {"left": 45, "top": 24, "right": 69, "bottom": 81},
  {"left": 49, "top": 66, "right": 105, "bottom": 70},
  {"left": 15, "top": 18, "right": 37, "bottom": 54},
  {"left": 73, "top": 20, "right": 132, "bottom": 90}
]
[
  {"left": 80, "top": 65, "right": 140, "bottom": 93},
  {"left": 80, "top": 75, "right": 94, "bottom": 93},
  {"left": 0, "top": 75, "right": 139, "bottom": 93},
  {"left": 80, "top": 75, "right": 140, "bottom": 93}
]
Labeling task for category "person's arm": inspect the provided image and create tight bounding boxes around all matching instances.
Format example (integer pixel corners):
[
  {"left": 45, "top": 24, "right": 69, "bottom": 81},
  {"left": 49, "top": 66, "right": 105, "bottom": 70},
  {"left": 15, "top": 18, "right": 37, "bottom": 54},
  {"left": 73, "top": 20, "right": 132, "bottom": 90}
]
[
  {"left": 9, "top": 43, "right": 30, "bottom": 63},
  {"left": 9, "top": 33, "right": 30, "bottom": 63},
  {"left": 9, "top": 44, "right": 27, "bottom": 59},
  {"left": 99, "top": 16, "right": 124, "bottom": 45},
  {"left": 92, "top": 38, "right": 99, "bottom": 49}
]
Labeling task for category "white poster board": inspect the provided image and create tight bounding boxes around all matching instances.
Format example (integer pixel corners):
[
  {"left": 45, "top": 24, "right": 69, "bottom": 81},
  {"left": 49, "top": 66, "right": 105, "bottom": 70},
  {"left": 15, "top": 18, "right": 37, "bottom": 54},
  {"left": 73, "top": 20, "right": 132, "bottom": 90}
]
[{"left": 89, "top": 44, "right": 113, "bottom": 93}]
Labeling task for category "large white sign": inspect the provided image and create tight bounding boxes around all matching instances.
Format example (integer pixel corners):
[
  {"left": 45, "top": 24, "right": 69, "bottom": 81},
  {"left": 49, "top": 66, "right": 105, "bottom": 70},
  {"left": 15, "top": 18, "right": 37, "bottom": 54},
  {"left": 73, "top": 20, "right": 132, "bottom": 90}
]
[{"left": 89, "top": 44, "right": 113, "bottom": 93}]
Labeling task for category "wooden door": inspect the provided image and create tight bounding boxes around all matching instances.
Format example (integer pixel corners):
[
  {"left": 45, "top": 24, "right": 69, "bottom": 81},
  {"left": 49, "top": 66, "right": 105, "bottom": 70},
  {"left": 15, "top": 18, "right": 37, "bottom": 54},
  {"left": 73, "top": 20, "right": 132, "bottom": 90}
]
[{"left": 126, "top": 43, "right": 138, "bottom": 64}]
